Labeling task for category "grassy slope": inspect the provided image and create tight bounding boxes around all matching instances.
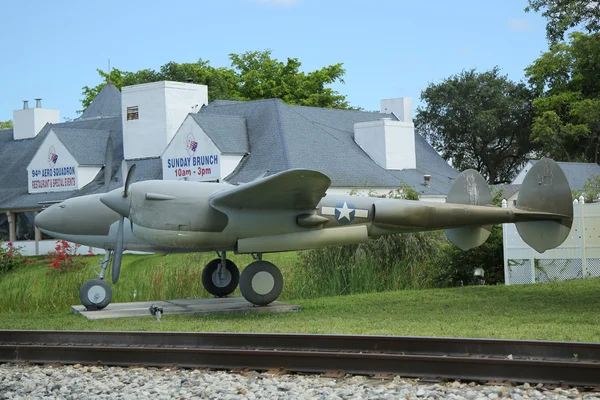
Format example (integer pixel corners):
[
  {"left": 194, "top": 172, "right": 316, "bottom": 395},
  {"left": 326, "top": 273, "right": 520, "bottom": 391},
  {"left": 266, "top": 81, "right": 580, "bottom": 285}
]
[{"left": 1, "top": 273, "right": 599, "bottom": 343}]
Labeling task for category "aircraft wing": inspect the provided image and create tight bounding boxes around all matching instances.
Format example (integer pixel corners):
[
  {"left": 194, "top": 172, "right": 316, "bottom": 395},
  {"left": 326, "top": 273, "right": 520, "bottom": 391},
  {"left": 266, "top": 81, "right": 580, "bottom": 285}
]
[{"left": 210, "top": 169, "right": 331, "bottom": 210}]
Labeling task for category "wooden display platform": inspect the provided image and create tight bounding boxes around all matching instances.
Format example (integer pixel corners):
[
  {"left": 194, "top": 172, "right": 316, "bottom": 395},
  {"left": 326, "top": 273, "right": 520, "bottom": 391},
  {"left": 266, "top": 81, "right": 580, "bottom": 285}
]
[{"left": 71, "top": 296, "right": 301, "bottom": 320}]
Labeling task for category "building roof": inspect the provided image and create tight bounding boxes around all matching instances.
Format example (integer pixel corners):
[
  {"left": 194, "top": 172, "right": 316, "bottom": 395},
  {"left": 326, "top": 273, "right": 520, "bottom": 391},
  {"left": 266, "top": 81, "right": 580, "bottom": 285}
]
[
  {"left": 189, "top": 113, "right": 248, "bottom": 154},
  {"left": 77, "top": 83, "right": 122, "bottom": 120},
  {"left": 200, "top": 99, "right": 458, "bottom": 195},
  {"left": 0, "top": 116, "right": 124, "bottom": 210},
  {"left": 492, "top": 184, "right": 521, "bottom": 199},
  {"left": 51, "top": 128, "right": 111, "bottom": 165}
]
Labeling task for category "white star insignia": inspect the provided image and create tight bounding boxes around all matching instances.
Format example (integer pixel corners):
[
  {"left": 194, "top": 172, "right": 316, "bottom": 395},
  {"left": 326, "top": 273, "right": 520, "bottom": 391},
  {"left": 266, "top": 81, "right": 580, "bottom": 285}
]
[{"left": 336, "top": 202, "right": 354, "bottom": 221}]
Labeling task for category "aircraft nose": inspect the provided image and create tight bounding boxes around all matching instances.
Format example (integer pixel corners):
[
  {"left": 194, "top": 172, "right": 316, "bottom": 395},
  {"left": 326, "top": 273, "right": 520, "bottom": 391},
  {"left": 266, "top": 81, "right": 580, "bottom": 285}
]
[
  {"left": 35, "top": 204, "right": 63, "bottom": 233},
  {"left": 100, "top": 188, "right": 131, "bottom": 217}
]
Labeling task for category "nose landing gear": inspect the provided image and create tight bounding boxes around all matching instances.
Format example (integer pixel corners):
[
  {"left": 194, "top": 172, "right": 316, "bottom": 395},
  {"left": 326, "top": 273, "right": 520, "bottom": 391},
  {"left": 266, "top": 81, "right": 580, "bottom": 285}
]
[{"left": 80, "top": 251, "right": 113, "bottom": 310}]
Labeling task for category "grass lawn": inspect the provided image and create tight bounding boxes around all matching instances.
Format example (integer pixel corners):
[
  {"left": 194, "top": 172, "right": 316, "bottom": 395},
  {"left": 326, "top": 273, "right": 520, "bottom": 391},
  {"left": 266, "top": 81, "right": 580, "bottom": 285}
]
[{"left": 1, "top": 276, "right": 599, "bottom": 343}]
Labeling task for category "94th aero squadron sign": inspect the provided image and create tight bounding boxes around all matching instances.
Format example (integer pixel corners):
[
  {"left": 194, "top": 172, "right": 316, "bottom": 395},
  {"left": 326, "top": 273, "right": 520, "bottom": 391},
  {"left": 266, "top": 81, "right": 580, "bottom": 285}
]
[
  {"left": 162, "top": 132, "right": 220, "bottom": 182},
  {"left": 28, "top": 145, "right": 78, "bottom": 193}
]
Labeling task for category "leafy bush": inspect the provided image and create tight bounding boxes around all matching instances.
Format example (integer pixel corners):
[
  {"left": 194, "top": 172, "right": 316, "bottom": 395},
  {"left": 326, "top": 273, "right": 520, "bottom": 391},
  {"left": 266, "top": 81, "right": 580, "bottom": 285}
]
[
  {"left": 44, "top": 240, "right": 92, "bottom": 276},
  {"left": 293, "top": 183, "right": 451, "bottom": 298},
  {"left": 0, "top": 241, "right": 26, "bottom": 275}
]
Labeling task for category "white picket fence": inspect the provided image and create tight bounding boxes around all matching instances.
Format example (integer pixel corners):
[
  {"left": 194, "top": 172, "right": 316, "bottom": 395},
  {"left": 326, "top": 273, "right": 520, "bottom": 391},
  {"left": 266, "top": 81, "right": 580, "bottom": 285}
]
[{"left": 503, "top": 199, "right": 600, "bottom": 285}]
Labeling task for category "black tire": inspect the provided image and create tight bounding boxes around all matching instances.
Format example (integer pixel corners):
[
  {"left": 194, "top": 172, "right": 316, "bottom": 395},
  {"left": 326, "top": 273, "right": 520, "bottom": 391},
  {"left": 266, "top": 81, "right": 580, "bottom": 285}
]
[
  {"left": 201, "top": 259, "right": 240, "bottom": 297},
  {"left": 239, "top": 261, "right": 283, "bottom": 306},
  {"left": 80, "top": 279, "right": 112, "bottom": 311}
]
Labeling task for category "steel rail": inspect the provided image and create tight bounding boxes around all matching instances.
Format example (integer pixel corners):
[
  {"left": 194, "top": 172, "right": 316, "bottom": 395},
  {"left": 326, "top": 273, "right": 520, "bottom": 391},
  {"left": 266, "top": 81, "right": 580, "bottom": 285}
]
[{"left": 1, "top": 330, "right": 599, "bottom": 386}]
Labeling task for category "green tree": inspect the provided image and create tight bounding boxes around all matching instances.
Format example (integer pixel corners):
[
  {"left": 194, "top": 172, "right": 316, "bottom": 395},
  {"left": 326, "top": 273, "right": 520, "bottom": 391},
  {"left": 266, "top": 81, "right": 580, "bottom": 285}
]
[
  {"left": 415, "top": 67, "right": 536, "bottom": 184},
  {"left": 525, "top": 32, "right": 600, "bottom": 162},
  {"left": 0, "top": 120, "right": 13, "bottom": 129},
  {"left": 81, "top": 50, "right": 352, "bottom": 111},
  {"left": 525, "top": 0, "right": 600, "bottom": 43},
  {"left": 229, "top": 50, "right": 350, "bottom": 108},
  {"left": 81, "top": 67, "right": 162, "bottom": 110}
]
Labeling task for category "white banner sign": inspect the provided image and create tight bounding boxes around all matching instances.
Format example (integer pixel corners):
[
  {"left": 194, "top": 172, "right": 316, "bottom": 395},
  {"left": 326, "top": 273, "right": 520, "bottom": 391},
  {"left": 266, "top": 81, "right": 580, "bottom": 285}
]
[
  {"left": 162, "top": 131, "right": 220, "bottom": 181},
  {"left": 28, "top": 136, "right": 78, "bottom": 193}
]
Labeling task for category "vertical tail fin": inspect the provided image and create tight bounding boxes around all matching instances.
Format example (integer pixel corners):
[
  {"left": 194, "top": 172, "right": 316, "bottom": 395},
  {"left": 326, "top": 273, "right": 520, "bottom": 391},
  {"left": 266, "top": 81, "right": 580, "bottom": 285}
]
[
  {"left": 515, "top": 158, "right": 573, "bottom": 253},
  {"left": 445, "top": 169, "right": 494, "bottom": 250}
]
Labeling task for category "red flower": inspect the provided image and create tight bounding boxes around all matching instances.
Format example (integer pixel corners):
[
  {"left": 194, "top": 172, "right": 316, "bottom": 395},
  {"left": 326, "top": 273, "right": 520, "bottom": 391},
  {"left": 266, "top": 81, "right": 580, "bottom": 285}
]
[
  {"left": 22, "top": 258, "right": 28, "bottom": 263},
  {"left": 45, "top": 271, "right": 50, "bottom": 276},
  {"left": 7, "top": 242, "right": 12, "bottom": 247}
]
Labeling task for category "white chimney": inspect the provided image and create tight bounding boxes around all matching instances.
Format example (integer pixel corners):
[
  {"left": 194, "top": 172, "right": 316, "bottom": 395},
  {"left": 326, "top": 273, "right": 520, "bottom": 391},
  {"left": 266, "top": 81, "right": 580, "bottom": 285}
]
[
  {"left": 353, "top": 97, "right": 416, "bottom": 170},
  {"left": 121, "top": 81, "right": 208, "bottom": 159},
  {"left": 12, "top": 98, "right": 60, "bottom": 140},
  {"left": 381, "top": 97, "right": 412, "bottom": 123}
]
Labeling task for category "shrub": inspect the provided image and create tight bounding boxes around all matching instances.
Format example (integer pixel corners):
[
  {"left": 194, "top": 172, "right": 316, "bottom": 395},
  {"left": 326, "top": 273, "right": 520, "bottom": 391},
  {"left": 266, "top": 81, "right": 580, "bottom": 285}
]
[
  {"left": 44, "top": 240, "right": 92, "bottom": 275},
  {"left": 292, "top": 183, "right": 450, "bottom": 298},
  {"left": 0, "top": 241, "right": 26, "bottom": 275}
]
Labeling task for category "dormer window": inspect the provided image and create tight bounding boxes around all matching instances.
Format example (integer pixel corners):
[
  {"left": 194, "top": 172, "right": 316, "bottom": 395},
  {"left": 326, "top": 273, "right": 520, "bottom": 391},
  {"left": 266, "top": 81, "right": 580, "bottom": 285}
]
[{"left": 126, "top": 106, "right": 139, "bottom": 121}]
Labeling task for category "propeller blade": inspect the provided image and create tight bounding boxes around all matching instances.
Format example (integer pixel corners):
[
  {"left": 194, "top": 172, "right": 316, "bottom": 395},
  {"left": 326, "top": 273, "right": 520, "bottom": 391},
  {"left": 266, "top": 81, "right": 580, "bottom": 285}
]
[
  {"left": 121, "top": 160, "right": 128, "bottom": 188},
  {"left": 123, "top": 164, "right": 137, "bottom": 198},
  {"left": 112, "top": 216, "right": 124, "bottom": 284},
  {"left": 104, "top": 137, "right": 113, "bottom": 192}
]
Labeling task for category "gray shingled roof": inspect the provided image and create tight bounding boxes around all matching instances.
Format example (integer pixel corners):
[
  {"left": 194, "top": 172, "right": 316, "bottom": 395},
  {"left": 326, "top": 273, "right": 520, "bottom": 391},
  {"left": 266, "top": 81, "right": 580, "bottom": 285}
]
[
  {"left": 189, "top": 114, "right": 248, "bottom": 154},
  {"left": 492, "top": 184, "right": 521, "bottom": 199},
  {"left": 77, "top": 83, "right": 122, "bottom": 120},
  {"left": 0, "top": 117, "right": 124, "bottom": 210},
  {"left": 200, "top": 99, "right": 458, "bottom": 195},
  {"left": 51, "top": 128, "right": 111, "bottom": 165}
]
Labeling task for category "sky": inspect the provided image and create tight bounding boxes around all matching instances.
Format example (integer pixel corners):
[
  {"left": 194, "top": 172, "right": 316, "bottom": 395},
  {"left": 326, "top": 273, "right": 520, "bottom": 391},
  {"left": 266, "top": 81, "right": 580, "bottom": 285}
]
[{"left": 0, "top": 0, "right": 550, "bottom": 122}]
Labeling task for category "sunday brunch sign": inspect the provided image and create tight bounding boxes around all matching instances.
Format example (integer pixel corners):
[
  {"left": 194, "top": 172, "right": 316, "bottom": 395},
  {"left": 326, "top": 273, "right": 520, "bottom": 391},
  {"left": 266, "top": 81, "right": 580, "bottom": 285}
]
[
  {"left": 162, "top": 130, "right": 220, "bottom": 182},
  {"left": 27, "top": 139, "right": 78, "bottom": 193}
]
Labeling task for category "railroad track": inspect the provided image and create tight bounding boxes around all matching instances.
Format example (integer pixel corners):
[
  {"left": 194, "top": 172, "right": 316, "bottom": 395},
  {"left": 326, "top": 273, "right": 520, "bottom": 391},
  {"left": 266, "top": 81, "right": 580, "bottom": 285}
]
[{"left": 0, "top": 330, "right": 599, "bottom": 386}]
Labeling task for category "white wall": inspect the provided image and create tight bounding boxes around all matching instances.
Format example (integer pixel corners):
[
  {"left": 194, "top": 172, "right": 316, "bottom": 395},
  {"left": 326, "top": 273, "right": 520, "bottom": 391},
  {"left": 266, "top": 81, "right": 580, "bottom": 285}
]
[
  {"left": 221, "top": 155, "right": 244, "bottom": 180},
  {"left": 78, "top": 166, "right": 102, "bottom": 189},
  {"left": 27, "top": 130, "right": 79, "bottom": 193},
  {"left": 8, "top": 240, "right": 148, "bottom": 256},
  {"left": 165, "top": 82, "right": 208, "bottom": 144},
  {"left": 354, "top": 119, "right": 416, "bottom": 170},
  {"left": 381, "top": 98, "right": 412, "bottom": 123},
  {"left": 13, "top": 107, "right": 60, "bottom": 140},
  {"left": 503, "top": 202, "right": 600, "bottom": 285},
  {"left": 511, "top": 161, "right": 534, "bottom": 184},
  {"left": 122, "top": 81, "right": 208, "bottom": 159}
]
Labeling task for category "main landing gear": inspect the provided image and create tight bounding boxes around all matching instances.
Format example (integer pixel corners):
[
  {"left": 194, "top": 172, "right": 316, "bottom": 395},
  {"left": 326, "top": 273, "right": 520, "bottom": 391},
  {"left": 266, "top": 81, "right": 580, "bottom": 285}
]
[
  {"left": 201, "top": 252, "right": 284, "bottom": 306},
  {"left": 80, "top": 251, "right": 113, "bottom": 310},
  {"left": 202, "top": 251, "right": 240, "bottom": 297}
]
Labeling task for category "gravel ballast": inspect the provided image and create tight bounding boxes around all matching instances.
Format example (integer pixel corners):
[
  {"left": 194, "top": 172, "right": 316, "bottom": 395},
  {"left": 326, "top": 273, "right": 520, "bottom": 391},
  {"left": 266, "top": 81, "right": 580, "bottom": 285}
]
[{"left": 0, "top": 363, "right": 596, "bottom": 399}]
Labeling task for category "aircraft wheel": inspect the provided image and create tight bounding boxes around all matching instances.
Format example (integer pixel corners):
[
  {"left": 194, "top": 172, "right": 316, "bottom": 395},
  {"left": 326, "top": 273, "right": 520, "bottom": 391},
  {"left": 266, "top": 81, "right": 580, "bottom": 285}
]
[
  {"left": 80, "top": 279, "right": 112, "bottom": 311},
  {"left": 202, "top": 258, "right": 240, "bottom": 297},
  {"left": 239, "top": 260, "right": 283, "bottom": 306}
]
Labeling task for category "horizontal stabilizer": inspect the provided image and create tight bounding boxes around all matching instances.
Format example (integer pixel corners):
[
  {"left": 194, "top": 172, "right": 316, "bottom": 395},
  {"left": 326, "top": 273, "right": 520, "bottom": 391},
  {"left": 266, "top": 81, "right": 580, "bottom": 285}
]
[{"left": 210, "top": 169, "right": 331, "bottom": 210}]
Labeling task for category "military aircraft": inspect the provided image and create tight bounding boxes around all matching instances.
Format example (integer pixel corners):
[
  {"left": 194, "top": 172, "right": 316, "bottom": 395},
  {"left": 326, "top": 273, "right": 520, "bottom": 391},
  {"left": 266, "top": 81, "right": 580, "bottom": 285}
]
[{"left": 35, "top": 157, "right": 573, "bottom": 310}]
